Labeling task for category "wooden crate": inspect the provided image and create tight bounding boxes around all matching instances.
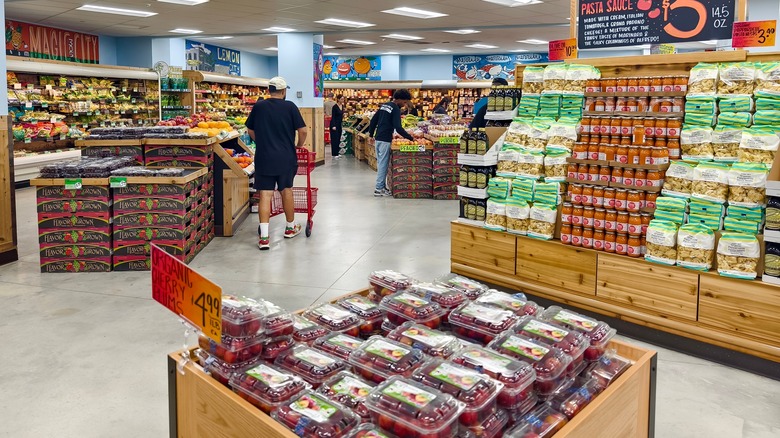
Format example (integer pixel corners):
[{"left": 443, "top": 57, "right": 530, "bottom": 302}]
[
  {"left": 516, "top": 236, "right": 597, "bottom": 296},
  {"left": 451, "top": 221, "right": 516, "bottom": 276}
]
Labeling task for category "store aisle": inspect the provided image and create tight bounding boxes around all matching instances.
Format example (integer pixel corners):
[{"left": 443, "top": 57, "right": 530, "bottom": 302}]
[{"left": 0, "top": 157, "right": 778, "bottom": 437}]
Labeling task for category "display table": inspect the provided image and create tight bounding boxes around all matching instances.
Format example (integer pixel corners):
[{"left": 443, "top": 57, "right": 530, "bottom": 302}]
[{"left": 167, "top": 288, "right": 657, "bottom": 438}]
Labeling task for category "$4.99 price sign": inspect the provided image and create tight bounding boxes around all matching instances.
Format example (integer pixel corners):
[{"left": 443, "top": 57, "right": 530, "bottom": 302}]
[
  {"left": 151, "top": 244, "right": 222, "bottom": 342},
  {"left": 732, "top": 20, "right": 777, "bottom": 47},
  {"left": 549, "top": 38, "right": 578, "bottom": 61}
]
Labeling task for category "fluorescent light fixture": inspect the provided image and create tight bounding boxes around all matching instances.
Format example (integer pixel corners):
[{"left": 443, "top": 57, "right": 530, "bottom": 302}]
[
  {"left": 509, "top": 49, "right": 529, "bottom": 52},
  {"left": 701, "top": 40, "right": 718, "bottom": 45},
  {"left": 483, "top": 0, "right": 542, "bottom": 6},
  {"left": 265, "top": 47, "right": 278, "bottom": 51},
  {"left": 263, "top": 26, "right": 295, "bottom": 32},
  {"left": 383, "top": 52, "right": 400, "bottom": 55},
  {"left": 210, "top": 36, "right": 233, "bottom": 40},
  {"left": 170, "top": 28, "right": 203, "bottom": 34},
  {"left": 517, "top": 39, "right": 548, "bottom": 44},
  {"left": 421, "top": 48, "right": 451, "bottom": 53},
  {"left": 336, "top": 39, "right": 375, "bottom": 45},
  {"left": 324, "top": 52, "right": 340, "bottom": 56},
  {"left": 382, "top": 7, "right": 448, "bottom": 19},
  {"left": 466, "top": 43, "right": 498, "bottom": 49},
  {"left": 444, "top": 29, "right": 481, "bottom": 35},
  {"left": 157, "top": 0, "right": 209, "bottom": 5},
  {"left": 323, "top": 45, "right": 335, "bottom": 49},
  {"left": 77, "top": 4, "right": 157, "bottom": 17},
  {"left": 315, "top": 18, "right": 374, "bottom": 28},
  {"left": 383, "top": 33, "right": 423, "bottom": 40}
]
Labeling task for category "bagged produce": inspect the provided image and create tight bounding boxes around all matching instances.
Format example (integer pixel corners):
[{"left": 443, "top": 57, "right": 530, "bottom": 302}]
[
  {"left": 544, "top": 149, "right": 569, "bottom": 182},
  {"left": 717, "top": 62, "right": 756, "bottom": 95},
  {"left": 522, "top": 66, "right": 545, "bottom": 94},
  {"left": 485, "top": 199, "right": 508, "bottom": 231},
  {"left": 738, "top": 126, "right": 779, "bottom": 164},
  {"left": 681, "top": 125, "right": 714, "bottom": 161},
  {"left": 717, "top": 232, "right": 760, "bottom": 279},
  {"left": 644, "top": 220, "right": 678, "bottom": 265},
  {"left": 527, "top": 203, "right": 557, "bottom": 240},
  {"left": 691, "top": 161, "right": 730, "bottom": 204},
  {"left": 756, "top": 61, "right": 780, "bottom": 94},
  {"left": 506, "top": 197, "right": 531, "bottom": 235},
  {"left": 711, "top": 125, "right": 742, "bottom": 162},
  {"left": 727, "top": 163, "right": 768, "bottom": 208},
  {"left": 676, "top": 224, "right": 715, "bottom": 271},
  {"left": 662, "top": 161, "right": 695, "bottom": 198},
  {"left": 515, "top": 149, "right": 545, "bottom": 179},
  {"left": 543, "top": 64, "right": 568, "bottom": 93},
  {"left": 688, "top": 63, "right": 719, "bottom": 94}
]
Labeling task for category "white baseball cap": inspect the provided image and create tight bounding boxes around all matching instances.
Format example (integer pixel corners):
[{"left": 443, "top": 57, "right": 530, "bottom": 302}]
[{"left": 269, "top": 76, "right": 290, "bottom": 91}]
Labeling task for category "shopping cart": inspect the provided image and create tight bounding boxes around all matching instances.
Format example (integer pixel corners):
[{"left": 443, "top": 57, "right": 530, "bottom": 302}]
[{"left": 269, "top": 148, "right": 318, "bottom": 237}]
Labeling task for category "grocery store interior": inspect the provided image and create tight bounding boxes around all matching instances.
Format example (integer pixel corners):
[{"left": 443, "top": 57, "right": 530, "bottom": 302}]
[{"left": 2, "top": 0, "right": 780, "bottom": 437}]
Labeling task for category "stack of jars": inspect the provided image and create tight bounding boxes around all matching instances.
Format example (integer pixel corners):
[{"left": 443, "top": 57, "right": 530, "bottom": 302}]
[
  {"left": 580, "top": 116, "right": 682, "bottom": 160},
  {"left": 561, "top": 184, "right": 653, "bottom": 257},
  {"left": 585, "top": 76, "right": 688, "bottom": 94}
]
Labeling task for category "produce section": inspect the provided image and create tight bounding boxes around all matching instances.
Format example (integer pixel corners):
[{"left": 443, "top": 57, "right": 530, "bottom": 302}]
[{"left": 182, "top": 70, "right": 268, "bottom": 122}]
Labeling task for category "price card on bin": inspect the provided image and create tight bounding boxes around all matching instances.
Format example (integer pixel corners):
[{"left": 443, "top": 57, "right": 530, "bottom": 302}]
[
  {"left": 151, "top": 245, "right": 222, "bottom": 342},
  {"left": 732, "top": 20, "right": 777, "bottom": 47},
  {"left": 549, "top": 38, "right": 578, "bottom": 61}
]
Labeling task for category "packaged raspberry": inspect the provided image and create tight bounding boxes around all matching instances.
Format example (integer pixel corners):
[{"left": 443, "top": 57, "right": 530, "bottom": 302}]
[
  {"left": 583, "top": 351, "right": 631, "bottom": 392},
  {"left": 386, "top": 321, "right": 462, "bottom": 358},
  {"left": 364, "top": 376, "right": 466, "bottom": 438},
  {"left": 221, "top": 295, "right": 294, "bottom": 338},
  {"left": 512, "top": 316, "right": 590, "bottom": 376},
  {"left": 316, "top": 371, "right": 376, "bottom": 422},
  {"left": 197, "top": 333, "right": 264, "bottom": 364},
  {"left": 312, "top": 332, "right": 365, "bottom": 361},
  {"left": 272, "top": 391, "right": 361, "bottom": 437},
  {"left": 488, "top": 333, "right": 572, "bottom": 395},
  {"left": 304, "top": 304, "right": 365, "bottom": 337},
  {"left": 228, "top": 362, "right": 310, "bottom": 413},
  {"left": 549, "top": 376, "right": 602, "bottom": 419},
  {"left": 411, "top": 359, "right": 504, "bottom": 427},
  {"left": 434, "top": 273, "right": 490, "bottom": 301},
  {"left": 258, "top": 335, "right": 295, "bottom": 361},
  {"left": 368, "top": 270, "right": 414, "bottom": 302},
  {"left": 449, "top": 345, "right": 537, "bottom": 412},
  {"left": 378, "top": 292, "right": 446, "bottom": 329},
  {"left": 347, "top": 336, "right": 426, "bottom": 384},
  {"left": 338, "top": 295, "right": 386, "bottom": 338},
  {"left": 275, "top": 345, "right": 347, "bottom": 388},
  {"left": 195, "top": 348, "right": 262, "bottom": 386},
  {"left": 403, "top": 282, "right": 467, "bottom": 315},
  {"left": 475, "top": 290, "right": 542, "bottom": 317},
  {"left": 503, "top": 404, "right": 568, "bottom": 438},
  {"left": 292, "top": 315, "right": 331, "bottom": 344},
  {"left": 347, "top": 424, "right": 398, "bottom": 438},
  {"left": 447, "top": 302, "right": 518, "bottom": 346},
  {"left": 539, "top": 306, "right": 617, "bottom": 362},
  {"left": 456, "top": 408, "right": 509, "bottom": 438}
]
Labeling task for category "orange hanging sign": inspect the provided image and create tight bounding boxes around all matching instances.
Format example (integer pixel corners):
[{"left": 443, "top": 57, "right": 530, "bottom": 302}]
[
  {"left": 549, "top": 38, "right": 578, "bottom": 61},
  {"left": 732, "top": 20, "right": 777, "bottom": 48},
  {"left": 151, "top": 244, "right": 222, "bottom": 342}
]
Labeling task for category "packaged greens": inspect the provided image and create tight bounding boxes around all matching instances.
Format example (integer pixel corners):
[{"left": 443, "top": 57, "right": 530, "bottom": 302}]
[
  {"left": 506, "top": 197, "right": 531, "bottom": 235},
  {"left": 727, "top": 163, "right": 768, "bottom": 208},
  {"left": 717, "top": 62, "right": 756, "bottom": 95},
  {"left": 662, "top": 161, "right": 695, "bottom": 198},
  {"left": 527, "top": 203, "right": 557, "bottom": 240},
  {"left": 688, "top": 63, "right": 719, "bottom": 95},
  {"left": 543, "top": 149, "right": 568, "bottom": 182},
  {"left": 522, "top": 66, "right": 545, "bottom": 94},
  {"left": 681, "top": 125, "right": 714, "bottom": 161},
  {"left": 644, "top": 220, "right": 679, "bottom": 266},
  {"left": 676, "top": 224, "right": 715, "bottom": 271},
  {"left": 691, "top": 161, "right": 730, "bottom": 204},
  {"left": 738, "top": 126, "right": 780, "bottom": 164},
  {"left": 717, "top": 232, "right": 760, "bottom": 279},
  {"left": 711, "top": 125, "right": 742, "bottom": 162},
  {"left": 485, "top": 199, "right": 508, "bottom": 231}
]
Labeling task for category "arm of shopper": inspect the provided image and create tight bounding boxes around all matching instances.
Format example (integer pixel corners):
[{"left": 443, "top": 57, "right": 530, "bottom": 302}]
[
  {"left": 296, "top": 127, "right": 308, "bottom": 149},
  {"left": 393, "top": 106, "right": 414, "bottom": 141},
  {"left": 246, "top": 108, "right": 256, "bottom": 141},
  {"left": 368, "top": 110, "right": 379, "bottom": 138},
  {"left": 247, "top": 129, "right": 256, "bottom": 141},
  {"left": 292, "top": 105, "right": 308, "bottom": 149},
  {"left": 469, "top": 104, "right": 488, "bottom": 129}
]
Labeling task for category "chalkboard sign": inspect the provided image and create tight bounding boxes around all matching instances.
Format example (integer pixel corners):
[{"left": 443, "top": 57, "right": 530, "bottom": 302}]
[{"left": 578, "top": 0, "right": 736, "bottom": 49}]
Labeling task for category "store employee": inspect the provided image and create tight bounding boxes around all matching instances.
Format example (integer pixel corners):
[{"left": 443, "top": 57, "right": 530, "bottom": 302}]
[{"left": 469, "top": 77, "right": 510, "bottom": 129}]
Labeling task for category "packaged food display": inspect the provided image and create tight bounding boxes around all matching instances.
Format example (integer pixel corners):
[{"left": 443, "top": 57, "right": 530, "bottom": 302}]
[
  {"left": 680, "top": 125, "right": 713, "bottom": 161},
  {"left": 485, "top": 199, "right": 508, "bottom": 232},
  {"left": 304, "top": 303, "right": 365, "bottom": 337},
  {"left": 687, "top": 63, "right": 718, "bottom": 95},
  {"left": 676, "top": 224, "right": 716, "bottom": 271},
  {"left": 456, "top": 408, "right": 509, "bottom": 438},
  {"left": 338, "top": 295, "right": 387, "bottom": 338},
  {"left": 378, "top": 292, "right": 446, "bottom": 329},
  {"left": 644, "top": 220, "right": 679, "bottom": 266},
  {"left": 549, "top": 377, "right": 602, "bottom": 419},
  {"left": 506, "top": 198, "right": 531, "bottom": 236},
  {"left": 259, "top": 335, "right": 295, "bottom": 361},
  {"left": 317, "top": 371, "right": 376, "bottom": 422},
  {"left": 403, "top": 282, "right": 467, "bottom": 314},
  {"left": 364, "top": 376, "right": 466, "bottom": 438},
  {"left": 386, "top": 321, "right": 462, "bottom": 358},
  {"left": 195, "top": 348, "right": 262, "bottom": 386},
  {"left": 488, "top": 333, "right": 572, "bottom": 395},
  {"left": 291, "top": 315, "right": 331, "bottom": 344},
  {"left": 368, "top": 270, "right": 415, "bottom": 302},
  {"left": 313, "top": 332, "right": 366, "bottom": 361},
  {"left": 434, "top": 273, "right": 489, "bottom": 300},
  {"left": 221, "top": 295, "right": 294, "bottom": 338},
  {"left": 528, "top": 204, "right": 557, "bottom": 240},
  {"left": 691, "top": 162, "right": 729, "bottom": 204},
  {"left": 275, "top": 345, "right": 347, "bottom": 388},
  {"left": 272, "top": 391, "right": 361, "bottom": 438},
  {"left": 523, "top": 66, "right": 545, "bottom": 94},
  {"left": 739, "top": 127, "right": 779, "bottom": 165},
  {"left": 197, "top": 333, "right": 264, "bottom": 364},
  {"left": 229, "top": 363, "right": 310, "bottom": 413},
  {"left": 475, "top": 290, "right": 542, "bottom": 317},
  {"left": 346, "top": 423, "right": 397, "bottom": 438},
  {"left": 728, "top": 163, "right": 768, "bottom": 208},
  {"left": 348, "top": 336, "right": 427, "bottom": 383},
  {"left": 411, "top": 358, "right": 504, "bottom": 427},
  {"left": 718, "top": 62, "right": 756, "bottom": 95},
  {"left": 512, "top": 316, "right": 589, "bottom": 375},
  {"left": 662, "top": 161, "right": 694, "bottom": 198},
  {"left": 539, "top": 306, "right": 616, "bottom": 361},
  {"left": 503, "top": 404, "right": 568, "bottom": 438},
  {"left": 584, "top": 351, "right": 632, "bottom": 392},
  {"left": 450, "top": 345, "right": 537, "bottom": 411},
  {"left": 381, "top": 319, "right": 397, "bottom": 336},
  {"left": 717, "top": 232, "right": 760, "bottom": 279},
  {"left": 448, "top": 301, "right": 519, "bottom": 346},
  {"left": 711, "top": 125, "right": 742, "bottom": 162}
]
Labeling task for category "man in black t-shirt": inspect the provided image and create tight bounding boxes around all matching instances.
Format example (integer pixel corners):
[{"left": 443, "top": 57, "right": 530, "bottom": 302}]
[
  {"left": 368, "top": 89, "right": 414, "bottom": 196},
  {"left": 246, "top": 76, "right": 308, "bottom": 250}
]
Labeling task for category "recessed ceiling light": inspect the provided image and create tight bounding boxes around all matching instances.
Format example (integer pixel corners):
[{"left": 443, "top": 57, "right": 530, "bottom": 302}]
[
  {"left": 509, "top": 49, "right": 529, "bottom": 52},
  {"left": 383, "top": 34, "right": 423, "bottom": 40},
  {"left": 323, "top": 45, "right": 335, "bottom": 49},
  {"left": 421, "top": 48, "right": 451, "bottom": 53},
  {"left": 209, "top": 36, "right": 233, "bottom": 40},
  {"left": 170, "top": 28, "right": 203, "bottom": 34},
  {"left": 382, "top": 7, "right": 448, "bottom": 19},
  {"left": 517, "top": 39, "right": 548, "bottom": 44},
  {"left": 444, "top": 29, "right": 481, "bottom": 35},
  {"left": 264, "top": 26, "right": 295, "bottom": 32},
  {"left": 383, "top": 52, "right": 400, "bottom": 55},
  {"left": 157, "top": 0, "right": 209, "bottom": 5},
  {"left": 266, "top": 47, "right": 278, "bottom": 51},
  {"left": 77, "top": 4, "right": 157, "bottom": 17},
  {"left": 466, "top": 43, "right": 498, "bottom": 49},
  {"left": 336, "top": 39, "right": 376, "bottom": 45},
  {"left": 483, "top": 0, "right": 543, "bottom": 6},
  {"left": 324, "top": 52, "right": 340, "bottom": 56},
  {"left": 701, "top": 40, "right": 718, "bottom": 45},
  {"left": 315, "top": 18, "right": 374, "bottom": 28}
]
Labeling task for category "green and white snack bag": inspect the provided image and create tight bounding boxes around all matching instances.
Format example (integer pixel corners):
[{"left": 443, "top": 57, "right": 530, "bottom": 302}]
[
  {"left": 711, "top": 125, "right": 742, "bottom": 162},
  {"left": 546, "top": 121, "right": 579, "bottom": 151},
  {"left": 716, "top": 112, "right": 752, "bottom": 127},
  {"left": 717, "top": 62, "right": 756, "bottom": 95},
  {"left": 727, "top": 163, "right": 768, "bottom": 208},
  {"left": 691, "top": 161, "right": 730, "bottom": 204},
  {"left": 681, "top": 125, "right": 714, "bottom": 161},
  {"left": 515, "top": 149, "right": 545, "bottom": 180},
  {"left": 755, "top": 61, "right": 780, "bottom": 95},
  {"left": 543, "top": 64, "right": 568, "bottom": 93},
  {"left": 688, "top": 63, "right": 719, "bottom": 95},
  {"left": 717, "top": 232, "right": 760, "bottom": 279},
  {"left": 738, "top": 126, "right": 779, "bottom": 165},
  {"left": 497, "top": 147, "right": 520, "bottom": 177},
  {"left": 662, "top": 161, "right": 695, "bottom": 198},
  {"left": 543, "top": 149, "right": 569, "bottom": 183},
  {"left": 527, "top": 203, "right": 557, "bottom": 240},
  {"left": 506, "top": 197, "right": 531, "bottom": 235},
  {"left": 485, "top": 199, "right": 508, "bottom": 231},
  {"left": 644, "top": 220, "right": 679, "bottom": 266},
  {"left": 718, "top": 95, "right": 754, "bottom": 113},
  {"left": 676, "top": 224, "right": 715, "bottom": 271},
  {"left": 522, "top": 66, "right": 545, "bottom": 95}
]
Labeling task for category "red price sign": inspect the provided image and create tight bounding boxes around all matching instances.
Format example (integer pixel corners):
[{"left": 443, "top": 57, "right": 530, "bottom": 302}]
[
  {"left": 732, "top": 20, "right": 777, "bottom": 48},
  {"left": 151, "top": 244, "right": 222, "bottom": 342},
  {"left": 549, "top": 38, "right": 578, "bottom": 61}
]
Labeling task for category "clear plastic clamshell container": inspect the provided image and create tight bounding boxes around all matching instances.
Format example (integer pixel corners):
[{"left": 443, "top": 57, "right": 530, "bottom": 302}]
[
  {"left": 195, "top": 348, "right": 262, "bottom": 386},
  {"left": 539, "top": 306, "right": 617, "bottom": 362},
  {"left": 386, "top": 321, "right": 462, "bottom": 358},
  {"left": 368, "top": 270, "right": 415, "bottom": 303},
  {"left": 346, "top": 423, "right": 398, "bottom": 438},
  {"left": 503, "top": 403, "right": 569, "bottom": 438},
  {"left": 364, "top": 376, "right": 466, "bottom": 438},
  {"left": 583, "top": 351, "right": 632, "bottom": 393},
  {"left": 197, "top": 333, "right": 264, "bottom": 364},
  {"left": 228, "top": 362, "right": 310, "bottom": 413},
  {"left": 549, "top": 376, "right": 602, "bottom": 419},
  {"left": 312, "top": 332, "right": 366, "bottom": 361},
  {"left": 435, "top": 273, "right": 490, "bottom": 301},
  {"left": 456, "top": 408, "right": 509, "bottom": 438},
  {"left": 513, "top": 316, "right": 590, "bottom": 376},
  {"left": 447, "top": 301, "right": 519, "bottom": 346},
  {"left": 258, "top": 335, "right": 295, "bottom": 361},
  {"left": 449, "top": 345, "right": 537, "bottom": 412},
  {"left": 488, "top": 332, "right": 573, "bottom": 395},
  {"left": 347, "top": 336, "right": 426, "bottom": 384},
  {"left": 275, "top": 345, "right": 347, "bottom": 388},
  {"left": 381, "top": 319, "right": 397, "bottom": 336},
  {"left": 403, "top": 282, "right": 467, "bottom": 312},
  {"left": 411, "top": 358, "right": 504, "bottom": 427},
  {"left": 338, "top": 295, "right": 387, "bottom": 338},
  {"left": 291, "top": 315, "right": 331, "bottom": 344},
  {"left": 378, "top": 292, "right": 446, "bottom": 329},
  {"left": 316, "top": 371, "right": 376, "bottom": 422},
  {"left": 304, "top": 303, "right": 365, "bottom": 337},
  {"left": 221, "top": 295, "right": 294, "bottom": 338},
  {"left": 474, "top": 290, "right": 542, "bottom": 317},
  {"left": 272, "top": 391, "right": 361, "bottom": 438}
]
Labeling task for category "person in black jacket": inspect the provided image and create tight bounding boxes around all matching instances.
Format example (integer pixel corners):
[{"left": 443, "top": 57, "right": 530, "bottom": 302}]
[
  {"left": 433, "top": 96, "right": 452, "bottom": 115},
  {"left": 368, "top": 89, "right": 414, "bottom": 197},
  {"left": 329, "top": 95, "right": 344, "bottom": 159},
  {"left": 469, "top": 77, "right": 511, "bottom": 129}
]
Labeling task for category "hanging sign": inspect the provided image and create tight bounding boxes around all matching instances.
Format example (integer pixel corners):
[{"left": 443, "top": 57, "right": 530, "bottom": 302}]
[
  {"left": 5, "top": 20, "right": 100, "bottom": 63},
  {"left": 549, "top": 39, "right": 578, "bottom": 61},
  {"left": 185, "top": 40, "right": 240, "bottom": 76},
  {"left": 313, "top": 43, "right": 324, "bottom": 97},
  {"left": 732, "top": 20, "right": 777, "bottom": 48},
  {"left": 323, "top": 56, "right": 381, "bottom": 81},
  {"left": 578, "top": 0, "right": 736, "bottom": 49},
  {"left": 453, "top": 54, "right": 549, "bottom": 81}
]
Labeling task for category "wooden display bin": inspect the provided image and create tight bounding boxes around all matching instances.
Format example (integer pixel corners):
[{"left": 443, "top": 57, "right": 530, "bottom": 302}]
[
  {"left": 167, "top": 289, "right": 657, "bottom": 438},
  {"left": 211, "top": 134, "right": 251, "bottom": 237}
]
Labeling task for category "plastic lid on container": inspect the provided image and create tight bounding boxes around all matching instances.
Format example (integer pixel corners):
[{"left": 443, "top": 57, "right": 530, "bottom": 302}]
[
  {"left": 304, "top": 303, "right": 365, "bottom": 332},
  {"left": 411, "top": 358, "right": 504, "bottom": 412},
  {"left": 513, "top": 316, "right": 589, "bottom": 362},
  {"left": 386, "top": 321, "right": 462, "bottom": 358},
  {"left": 540, "top": 306, "right": 616, "bottom": 345},
  {"left": 503, "top": 404, "right": 569, "bottom": 437},
  {"left": 275, "top": 345, "right": 347, "bottom": 387},
  {"left": 450, "top": 345, "right": 536, "bottom": 390},
  {"left": 457, "top": 408, "right": 509, "bottom": 438},
  {"left": 369, "top": 270, "right": 414, "bottom": 291},
  {"left": 364, "top": 376, "right": 466, "bottom": 435},
  {"left": 435, "top": 273, "right": 490, "bottom": 300},
  {"left": 348, "top": 336, "right": 426, "bottom": 380},
  {"left": 195, "top": 348, "right": 263, "bottom": 380},
  {"left": 221, "top": 295, "right": 293, "bottom": 336},
  {"left": 338, "top": 295, "right": 385, "bottom": 320},
  {"left": 488, "top": 333, "right": 572, "bottom": 383},
  {"left": 228, "top": 362, "right": 310, "bottom": 409},
  {"left": 475, "top": 290, "right": 541, "bottom": 316},
  {"left": 291, "top": 315, "right": 331, "bottom": 343},
  {"left": 272, "top": 391, "right": 361, "bottom": 437},
  {"left": 346, "top": 424, "right": 397, "bottom": 438},
  {"left": 197, "top": 332, "right": 264, "bottom": 357},
  {"left": 316, "top": 371, "right": 375, "bottom": 418},
  {"left": 403, "top": 282, "right": 467, "bottom": 309},
  {"left": 312, "top": 332, "right": 366, "bottom": 361},
  {"left": 378, "top": 292, "right": 446, "bottom": 323},
  {"left": 448, "top": 301, "right": 519, "bottom": 336}
]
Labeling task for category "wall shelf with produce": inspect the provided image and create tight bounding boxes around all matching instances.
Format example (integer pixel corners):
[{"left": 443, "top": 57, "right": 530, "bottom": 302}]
[{"left": 182, "top": 71, "right": 269, "bottom": 126}]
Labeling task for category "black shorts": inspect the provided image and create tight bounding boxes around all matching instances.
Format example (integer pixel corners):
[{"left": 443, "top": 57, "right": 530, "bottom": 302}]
[{"left": 254, "top": 167, "right": 297, "bottom": 191}]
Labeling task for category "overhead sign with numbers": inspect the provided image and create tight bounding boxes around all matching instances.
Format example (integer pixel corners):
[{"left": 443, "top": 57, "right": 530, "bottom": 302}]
[{"left": 578, "top": 0, "right": 736, "bottom": 49}]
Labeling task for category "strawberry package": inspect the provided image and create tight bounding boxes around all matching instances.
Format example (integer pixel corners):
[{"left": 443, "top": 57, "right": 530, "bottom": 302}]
[
  {"left": 291, "top": 315, "right": 332, "bottom": 344},
  {"left": 503, "top": 404, "right": 568, "bottom": 437},
  {"left": 434, "top": 273, "right": 490, "bottom": 300},
  {"left": 316, "top": 371, "right": 376, "bottom": 422},
  {"left": 197, "top": 333, "right": 264, "bottom": 364},
  {"left": 447, "top": 302, "right": 519, "bottom": 346},
  {"left": 539, "top": 306, "right": 616, "bottom": 362},
  {"left": 304, "top": 304, "right": 365, "bottom": 337},
  {"left": 386, "top": 321, "right": 462, "bottom": 358},
  {"left": 402, "top": 282, "right": 467, "bottom": 319},
  {"left": 582, "top": 351, "right": 632, "bottom": 392},
  {"left": 271, "top": 391, "right": 361, "bottom": 437},
  {"left": 512, "top": 316, "right": 590, "bottom": 376},
  {"left": 488, "top": 333, "right": 572, "bottom": 395},
  {"left": 312, "top": 332, "right": 366, "bottom": 361},
  {"left": 229, "top": 363, "right": 310, "bottom": 413},
  {"left": 368, "top": 270, "right": 415, "bottom": 303},
  {"left": 378, "top": 292, "right": 447, "bottom": 329},
  {"left": 258, "top": 335, "right": 295, "bottom": 361},
  {"left": 221, "top": 295, "right": 294, "bottom": 338},
  {"left": 548, "top": 376, "right": 602, "bottom": 419},
  {"left": 195, "top": 348, "right": 263, "bottom": 387},
  {"left": 364, "top": 376, "right": 466, "bottom": 438},
  {"left": 338, "top": 295, "right": 387, "bottom": 338},
  {"left": 275, "top": 345, "right": 347, "bottom": 389},
  {"left": 347, "top": 336, "right": 426, "bottom": 384},
  {"left": 474, "top": 290, "right": 542, "bottom": 317}
]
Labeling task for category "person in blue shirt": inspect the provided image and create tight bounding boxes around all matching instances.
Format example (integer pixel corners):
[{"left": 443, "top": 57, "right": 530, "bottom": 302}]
[{"left": 470, "top": 77, "right": 510, "bottom": 129}]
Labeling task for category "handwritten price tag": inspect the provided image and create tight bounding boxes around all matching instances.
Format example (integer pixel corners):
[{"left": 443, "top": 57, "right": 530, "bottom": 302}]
[
  {"left": 732, "top": 20, "right": 777, "bottom": 47},
  {"left": 151, "top": 245, "right": 222, "bottom": 342},
  {"left": 549, "top": 38, "right": 578, "bottom": 61},
  {"left": 399, "top": 144, "right": 425, "bottom": 152}
]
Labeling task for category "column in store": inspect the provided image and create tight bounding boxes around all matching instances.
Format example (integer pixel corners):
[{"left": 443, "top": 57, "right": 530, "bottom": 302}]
[{"left": 0, "top": 0, "right": 18, "bottom": 265}]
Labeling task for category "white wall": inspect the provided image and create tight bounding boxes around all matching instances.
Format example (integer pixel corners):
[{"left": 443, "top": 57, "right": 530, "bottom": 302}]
[{"left": 747, "top": 0, "right": 780, "bottom": 52}]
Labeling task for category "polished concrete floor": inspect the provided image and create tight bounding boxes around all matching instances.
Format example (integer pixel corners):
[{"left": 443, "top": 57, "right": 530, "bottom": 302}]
[{"left": 1, "top": 156, "right": 778, "bottom": 437}]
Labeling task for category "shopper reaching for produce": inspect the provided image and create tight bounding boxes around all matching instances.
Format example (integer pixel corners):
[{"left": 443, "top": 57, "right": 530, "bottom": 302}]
[
  {"left": 245, "top": 76, "right": 308, "bottom": 250},
  {"left": 469, "top": 77, "right": 511, "bottom": 129},
  {"left": 368, "top": 89, "right": 415, "bottom": 197},
  {"left": 433, "top": 96, "right": 452, "bottom": 115}
]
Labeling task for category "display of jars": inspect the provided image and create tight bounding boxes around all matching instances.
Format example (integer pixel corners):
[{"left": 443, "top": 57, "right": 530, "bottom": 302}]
[
  {"left": 611, "top": 167, "right": 624, "bottom": 185},
  {"left": 605, "top": 209, "right": 618, "bottom": 232},
  {"left": 561, "top": 224, "right": 572, "bottom": 245},
  {"left": 616, "top": 233, "right": 628, "bottom": 255},
  {"left": 582, "top": 186, "right": 594, "bottom": 206},
  {"left": 604, "top": 188, "right": 616, "bottom": 209},
  {"left": 650, "top": 147, "right": 669, "bottom": 165},
  {"left": 568, "top": 163, "right": 579, "bottom": 179},
  {"left": 667, "top": 139, "right": 680, "bottom": 159},
  {"left": 646, "top": 192, "right": 658, "bottom": 209},
  {"left": 627, "top": 235, "right": 642, "bottom": 257},
  {"left": 627, "top": 191, "right": 643, "bottom": 212},
  {"left": 594, "top": 208, "right": 606, "bottom": 231},
  {"left": 654, "top": 119, "right": 667, "bottom": 138},
  {"left": 570, "top": 184, "right": 583, "bottom": 204},
  {"left": 628, "top": 212, "right": 642, "bottom": 235},
  {"left": 562, "top": 203, "right": 573, "bottom": 224},
  {"left": 616, "top": 211, "right": 630, "bottom": 233},
  {"left": 605, "top": 232, "right": 617, "bottom": 253},
  {"left": 572, "top": 205, "right": 584, "bottom": 226},
  {"left": 634, "top": 169, "right": 647, "bottom": 188},
  {"left": 593, "top": 187, "right": 605, "bottom": 208},
  {"left": 623, "top": 168, "right": 635, "bottom": 187},
  {"left": 616, "top": 146, "right": 629, "bottom": 164},
  {"left": 583, "top": 206, "right": 595, "bottom": 228},
  {"left": 593, "top": 230, "right": 606, "bottom": 251},
  {"left": 572, "top": 226, "right": 583, "bottom": 247},
  {"left": 644, "top": 118, "right": 656, "bottom": 138},
  {"left": 588, "top": 143, "right": 600, "bottom": 161},
  {"left": 667, "top": 118, "right": 682, "bottom": 138}
]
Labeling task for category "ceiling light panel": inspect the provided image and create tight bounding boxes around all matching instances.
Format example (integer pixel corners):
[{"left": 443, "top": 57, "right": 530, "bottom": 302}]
[
  {"left": 266, "top": 47, "right": 278, "bottom": 51},
  {"left": 383, "top": 52, "right": 400, "bottom": 55},
  {"left": 509, "top": 49, "right": 529, "bottom": 52},
  {"left": 383, "top": 34, "right": 423, "bottom": 40},
  {"left": 323, "top": 45, "right": 335, "bottom": 49},
  {"left": 421, "top": 48, "right": 451, "bottom": 53},
  {"left": 210, "top": 36, "right": 233, "bottom": 40},
  {"left": 77, "top": 5, "right": 157, "bottom": 17},
  {"left": 517, "top": 39, "right": 548, "bottom": 44},
  {"left": 444, "top": 29, "right": 481, "bottom": 35},
  {"left": 324, "top": 52, "right": 340, "bottom": 56},
  {"left": 382, "top": 7, "right": 448, "bottom": 19},
  {"left": 157, "top": 0, "right": 209, "bottom": 5},
  {"left": 315, "top": 18, "right": 374, "bottom": 28},
  {"left": 263, "top": 27, "right": 295, "bottom": 32},
  {"left": 170, "top": 28, "right": 203, "bottom": 34},
  {"left": 336, "top": 39, "right": 375, "bottom": 45},
  {"left": 483, "top": 0, "right": 543, "bottom": 6},
  {"left": 466, "top": 44, "right": 498, "bottom": 49}
]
